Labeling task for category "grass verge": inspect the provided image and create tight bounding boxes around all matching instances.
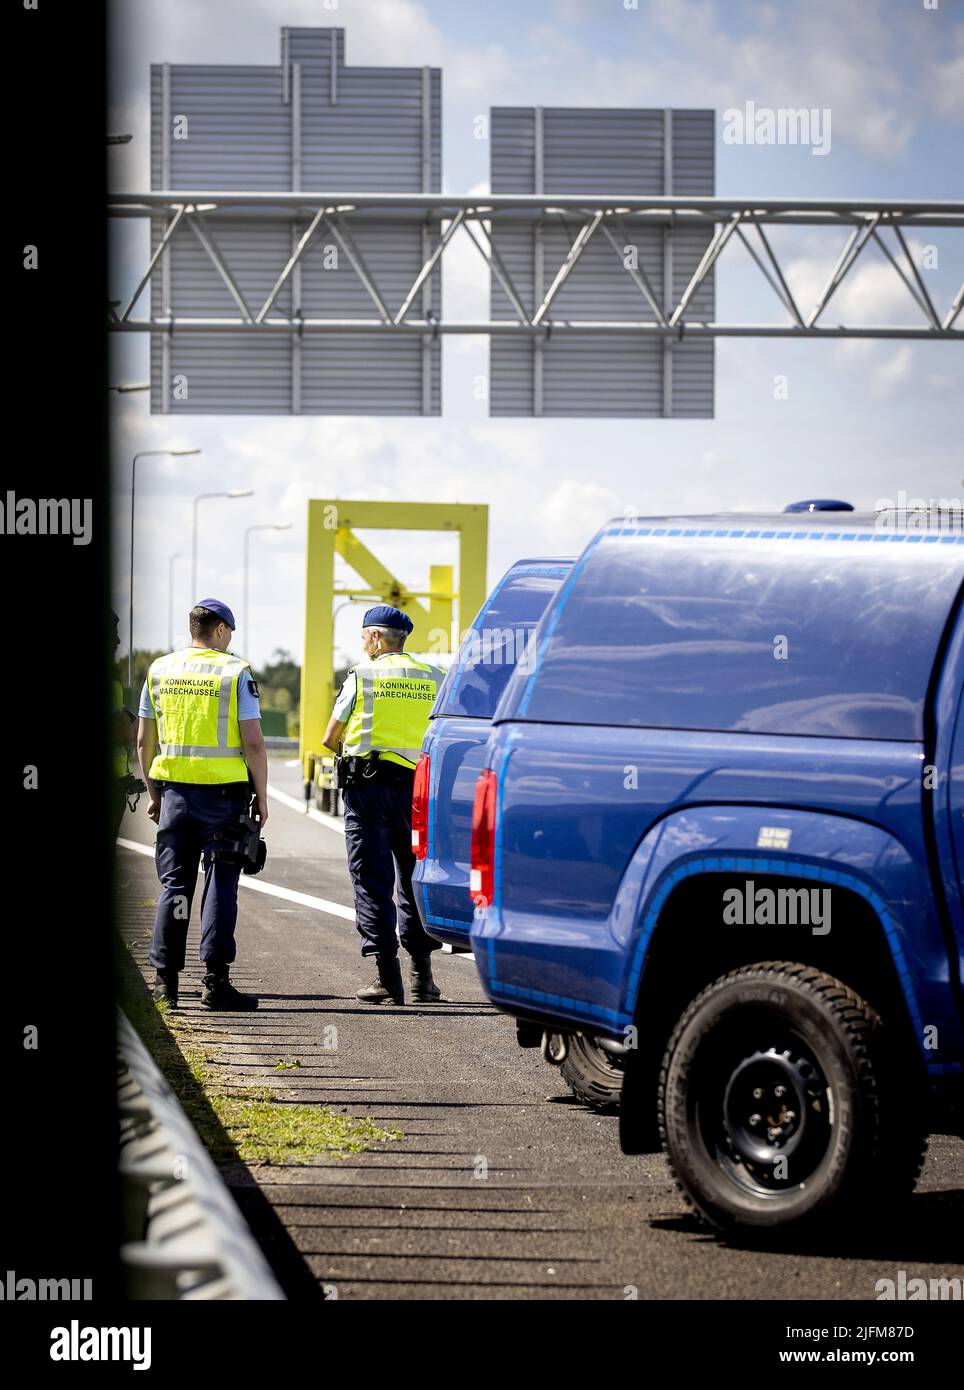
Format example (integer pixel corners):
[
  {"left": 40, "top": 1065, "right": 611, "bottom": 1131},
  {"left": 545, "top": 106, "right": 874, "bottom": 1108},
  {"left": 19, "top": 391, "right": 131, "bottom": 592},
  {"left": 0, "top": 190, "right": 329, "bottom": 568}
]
[{"left": 118, "top": 946, "right": 401, "bottom": 1165}]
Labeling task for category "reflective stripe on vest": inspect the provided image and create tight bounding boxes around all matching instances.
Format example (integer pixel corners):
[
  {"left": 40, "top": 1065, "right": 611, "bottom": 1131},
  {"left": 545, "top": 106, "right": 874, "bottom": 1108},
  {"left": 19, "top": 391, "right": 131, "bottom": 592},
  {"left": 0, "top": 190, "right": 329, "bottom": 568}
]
[
  {"left": 146, "top": 648, "right": 250, "bottom": 784},
  {"left": 342, "top": 652, "right": 441, "bottom": 769}
]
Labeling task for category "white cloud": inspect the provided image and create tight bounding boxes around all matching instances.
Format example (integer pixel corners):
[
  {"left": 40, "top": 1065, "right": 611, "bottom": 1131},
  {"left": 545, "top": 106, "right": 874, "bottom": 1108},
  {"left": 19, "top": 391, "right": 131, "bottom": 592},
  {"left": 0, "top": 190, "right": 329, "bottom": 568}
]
[
  {"left": 932, "top": 26, "right": 964, "bottom": 119},
  {"left": 872, "top": 345, "right": 915, "bottom": 397},
  {"left": 537, "top": 478, "right": 626, "bottom": 552},
  {"left": 785, "top": 240, "right": 935, "bottom": 328},
  {"left": 541, "top": 0, "right": 919, "bottom": 159},
  {"left": 108, "top": 0, "right": 957, "bottom": 191}
]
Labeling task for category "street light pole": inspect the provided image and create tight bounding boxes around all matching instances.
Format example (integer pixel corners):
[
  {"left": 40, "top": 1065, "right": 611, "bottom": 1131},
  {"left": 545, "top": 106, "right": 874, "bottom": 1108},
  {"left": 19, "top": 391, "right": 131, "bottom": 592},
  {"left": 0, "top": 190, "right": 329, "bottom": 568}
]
[
  {"left": 168, "top": 553, "right": 183, "bottom": 651},
  {"left": 129, "top": 446, "right": 200, "bottom": 689},
  {"left": 191, "top": 490, "right": 255, "bottom": 604},
  {"left": 242, "top": 523, "right": 292, "bottom": 657}
]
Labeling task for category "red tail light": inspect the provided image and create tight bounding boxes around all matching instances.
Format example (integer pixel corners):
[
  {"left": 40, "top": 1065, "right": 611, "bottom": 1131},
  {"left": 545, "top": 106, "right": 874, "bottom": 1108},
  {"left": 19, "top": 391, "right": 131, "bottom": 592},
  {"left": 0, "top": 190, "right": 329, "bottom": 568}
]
[
  {"left": 411, "top": 753, "right": 430, "bottom": 859},
  {"left": 470, "top": 768, "right": 497, "bottom": 909}
]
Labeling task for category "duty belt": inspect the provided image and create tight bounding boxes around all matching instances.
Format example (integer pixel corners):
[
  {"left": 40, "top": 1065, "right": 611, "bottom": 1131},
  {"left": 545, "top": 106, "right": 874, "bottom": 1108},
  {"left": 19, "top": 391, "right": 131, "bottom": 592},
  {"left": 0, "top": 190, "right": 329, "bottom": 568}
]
[{"left": 336, "top": 752, "right": 415, "bottom": 787}]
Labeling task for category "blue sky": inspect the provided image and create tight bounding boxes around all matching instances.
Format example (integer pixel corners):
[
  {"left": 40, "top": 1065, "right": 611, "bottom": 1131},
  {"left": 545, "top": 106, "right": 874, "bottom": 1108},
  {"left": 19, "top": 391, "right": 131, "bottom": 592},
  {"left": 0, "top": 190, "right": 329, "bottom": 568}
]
[{"left": 108, "top": 0, "right": 964, "bottom": 670}]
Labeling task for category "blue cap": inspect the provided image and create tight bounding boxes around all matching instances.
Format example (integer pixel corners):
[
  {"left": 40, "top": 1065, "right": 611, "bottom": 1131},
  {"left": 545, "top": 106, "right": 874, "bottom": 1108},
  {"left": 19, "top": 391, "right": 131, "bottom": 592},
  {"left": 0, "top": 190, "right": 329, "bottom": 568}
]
[
  {"left": 195, "top": 597, "right": 237, "bottom": 630},
  {"left": 363, "top": 604, "right": 413, "bottom": 635}
]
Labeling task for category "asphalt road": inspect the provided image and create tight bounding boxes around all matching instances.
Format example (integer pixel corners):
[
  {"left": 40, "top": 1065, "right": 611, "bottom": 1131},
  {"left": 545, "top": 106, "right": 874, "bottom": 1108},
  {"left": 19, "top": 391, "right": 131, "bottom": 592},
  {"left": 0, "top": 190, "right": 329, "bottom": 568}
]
[{"left": 116, "top": 756, "right": 964, "bottom": 1302}]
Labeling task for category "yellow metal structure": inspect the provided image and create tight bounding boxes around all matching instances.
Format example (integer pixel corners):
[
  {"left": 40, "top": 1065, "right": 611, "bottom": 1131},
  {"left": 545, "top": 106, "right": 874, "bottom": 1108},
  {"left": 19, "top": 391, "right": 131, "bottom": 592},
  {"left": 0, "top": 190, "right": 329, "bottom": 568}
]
[{"left": 300, "top": 500, "right": 488, "bottom": 779}]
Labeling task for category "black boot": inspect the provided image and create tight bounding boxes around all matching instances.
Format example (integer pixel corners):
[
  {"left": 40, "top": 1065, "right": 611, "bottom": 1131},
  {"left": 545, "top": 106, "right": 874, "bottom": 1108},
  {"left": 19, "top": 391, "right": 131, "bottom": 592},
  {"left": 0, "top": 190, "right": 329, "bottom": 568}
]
[
  {"left": 410, "top": 954, "right": 442, "bottom": 1003},
  {"left": 153, "top": 970, "right": 179, "bottom": 1008},
  {"left": 356, "top": 955, "right": 405, "bottom": 1005},
  {"left": 200, "top": 963, "right": 258, "bottom": 1011}
]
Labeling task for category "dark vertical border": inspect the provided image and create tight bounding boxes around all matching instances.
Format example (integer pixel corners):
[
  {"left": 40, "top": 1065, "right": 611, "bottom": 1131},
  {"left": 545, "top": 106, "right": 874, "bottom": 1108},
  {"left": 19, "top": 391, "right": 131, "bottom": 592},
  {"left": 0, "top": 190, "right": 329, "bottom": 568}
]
[{"left": 4, "top": 0, "right": 118, "bottom": 1299}]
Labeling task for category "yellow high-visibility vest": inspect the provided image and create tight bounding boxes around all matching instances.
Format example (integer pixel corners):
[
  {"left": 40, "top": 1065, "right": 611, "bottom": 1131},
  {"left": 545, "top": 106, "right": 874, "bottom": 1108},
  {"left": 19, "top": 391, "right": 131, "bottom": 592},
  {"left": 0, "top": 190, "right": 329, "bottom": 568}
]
[
  {"left": 342, "top": 651, "right": 441, "bottom": 769},
  {"left": 146, "top": 647, "right": 250, "bottom": 784}
]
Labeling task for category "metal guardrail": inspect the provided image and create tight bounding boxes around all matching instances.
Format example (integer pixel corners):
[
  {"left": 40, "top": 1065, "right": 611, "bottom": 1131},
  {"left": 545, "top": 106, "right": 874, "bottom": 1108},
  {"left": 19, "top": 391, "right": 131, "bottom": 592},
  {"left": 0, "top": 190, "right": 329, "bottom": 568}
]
[{"left": 117, "top": 1010, "right": 285, "bottom": 1300}]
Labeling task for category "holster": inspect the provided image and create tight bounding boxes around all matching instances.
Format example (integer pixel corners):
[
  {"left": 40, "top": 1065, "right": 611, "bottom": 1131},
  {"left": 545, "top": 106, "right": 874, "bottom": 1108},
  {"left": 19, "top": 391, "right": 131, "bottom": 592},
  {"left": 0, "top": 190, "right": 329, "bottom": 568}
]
[{"left": 210, "top": 808, "right": 267, "bottom": 874}]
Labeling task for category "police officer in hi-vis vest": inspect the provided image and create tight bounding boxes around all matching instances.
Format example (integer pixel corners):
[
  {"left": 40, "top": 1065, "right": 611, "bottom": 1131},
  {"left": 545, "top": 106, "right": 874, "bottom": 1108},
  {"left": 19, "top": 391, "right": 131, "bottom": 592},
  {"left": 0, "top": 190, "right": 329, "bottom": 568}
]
[
  {"left": 136, "top": 599, "right": 268, "bottom": 1011},
  {"left": 323, "top": 605, "right": 443, "bottom": 1005}
]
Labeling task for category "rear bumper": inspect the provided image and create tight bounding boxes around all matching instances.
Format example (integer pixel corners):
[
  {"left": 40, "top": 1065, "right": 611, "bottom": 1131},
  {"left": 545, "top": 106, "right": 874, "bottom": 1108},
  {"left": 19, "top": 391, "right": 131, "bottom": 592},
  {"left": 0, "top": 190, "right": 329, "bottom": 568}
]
[
  {"left": 412, "top": 873, "right": 473, "bottom": 948},
  {"left": 471, "top": 907, "right": 632, "bottom": 1038}
]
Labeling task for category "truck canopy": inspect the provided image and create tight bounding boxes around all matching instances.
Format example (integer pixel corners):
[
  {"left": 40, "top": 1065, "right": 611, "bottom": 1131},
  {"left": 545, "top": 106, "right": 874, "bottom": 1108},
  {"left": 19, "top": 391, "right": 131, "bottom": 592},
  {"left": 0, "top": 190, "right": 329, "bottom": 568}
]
[
  {"left": 434, "top": 558, "right": 573, "bottom": 720},
  {"left": 501, "top": 516, "right": 964, "bottom": 742}
]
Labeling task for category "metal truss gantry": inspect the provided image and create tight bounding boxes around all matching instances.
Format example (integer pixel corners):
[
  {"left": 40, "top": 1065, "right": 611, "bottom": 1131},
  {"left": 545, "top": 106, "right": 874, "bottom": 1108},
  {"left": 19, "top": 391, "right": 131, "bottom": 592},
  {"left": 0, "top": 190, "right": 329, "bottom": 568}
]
[{"left": 109, "top": 192, "right": 964, "bottom": 340}]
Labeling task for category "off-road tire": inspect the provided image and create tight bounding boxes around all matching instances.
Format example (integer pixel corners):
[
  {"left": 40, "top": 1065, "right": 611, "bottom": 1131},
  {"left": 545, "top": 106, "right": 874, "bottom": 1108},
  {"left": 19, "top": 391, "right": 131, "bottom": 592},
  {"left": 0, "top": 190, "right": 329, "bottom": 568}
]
[
  {"left": 561, "top": 1034, "right": 626, "bottom": 1109},
  {"left": 658, "top": 961, "right": 926, "bottom": 1240}
]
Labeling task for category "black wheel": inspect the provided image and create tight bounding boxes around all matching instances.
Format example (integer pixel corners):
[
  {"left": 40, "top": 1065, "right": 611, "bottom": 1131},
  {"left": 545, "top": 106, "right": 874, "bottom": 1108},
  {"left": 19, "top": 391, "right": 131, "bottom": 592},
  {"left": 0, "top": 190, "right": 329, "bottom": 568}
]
[
  {"left": 658, "top": 961, "right": 926, "bottom": 1239},
  {"left": 561, "top": 1035, "right": 625, "bottom": 1109}
]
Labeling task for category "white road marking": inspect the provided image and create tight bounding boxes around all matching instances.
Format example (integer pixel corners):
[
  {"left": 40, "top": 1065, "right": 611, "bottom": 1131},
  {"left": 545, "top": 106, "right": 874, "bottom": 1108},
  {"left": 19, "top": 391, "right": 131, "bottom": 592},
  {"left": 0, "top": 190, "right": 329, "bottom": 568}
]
[
  {"left": 442, "top": 943, "right": 475, "bottom": 961},
  {"left": 115, "top": 836, "right": 355, "bottom": 922},
  {"left": 116, "top": 836, "right": 157, "bottom": 860},
  {"left": 118, "top": 834, "right": 157, "bottom": 856},
  {"left": 266, "top": 787, "right": 479, "bottom": 965},
  {"left": 267, "top": 782, "right": 346, "bottom": 836},
  {"left": 235, "top": 873, "right": 356, "bottom": 920},
  {"left": 115, "top": 834, "right": 477, "bottom": 961}
]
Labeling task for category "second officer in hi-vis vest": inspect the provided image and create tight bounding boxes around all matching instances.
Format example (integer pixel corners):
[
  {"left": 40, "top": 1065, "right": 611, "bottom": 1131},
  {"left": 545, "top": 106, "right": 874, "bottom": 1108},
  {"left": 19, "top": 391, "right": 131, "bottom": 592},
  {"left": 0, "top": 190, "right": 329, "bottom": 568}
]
[
  {"left": 137, "top": 598, "right": 268, "bottom": 1012},
  {"left": 323, "top": 605, "right": 443, "bottom": 1005}
]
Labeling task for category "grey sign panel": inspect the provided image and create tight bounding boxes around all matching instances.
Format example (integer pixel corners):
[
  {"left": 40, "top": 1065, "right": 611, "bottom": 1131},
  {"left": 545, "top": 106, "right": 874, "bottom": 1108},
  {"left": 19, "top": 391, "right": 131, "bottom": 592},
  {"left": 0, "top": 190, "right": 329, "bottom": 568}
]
[
  {"left": 149, "top": 219, "right": 294, "bottom": 414},
  {"left": 149, "top": 27, "right": 441, "bottom": 415},
  {"left": 672, "top": 109, "right": 716, "bottom": 193},
  {"left": 150, "top": 66, "right": 292, "bottom": 191},
  {"left": 288, "top": 28, "right": 441, "bottom": 191},
  {"left": 490, "top": 107, "right": 715, "bottom": 417},
  {"left": 299, "top": 218, "right": 440, "bottom": 415}
]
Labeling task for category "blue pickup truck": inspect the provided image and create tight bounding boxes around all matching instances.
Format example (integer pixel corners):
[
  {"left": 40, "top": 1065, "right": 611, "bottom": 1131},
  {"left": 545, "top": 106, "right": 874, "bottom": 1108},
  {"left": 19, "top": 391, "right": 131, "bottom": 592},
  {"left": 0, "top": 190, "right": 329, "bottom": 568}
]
[
  {"left": 469, "top": 512, "right": 964, "bottom": 1237},
  {"left": 412, "top": 557, "right": 572, "bottom": 945},
  {"left": 412, "top": 556, "right": 624, "bottom": 1106}
]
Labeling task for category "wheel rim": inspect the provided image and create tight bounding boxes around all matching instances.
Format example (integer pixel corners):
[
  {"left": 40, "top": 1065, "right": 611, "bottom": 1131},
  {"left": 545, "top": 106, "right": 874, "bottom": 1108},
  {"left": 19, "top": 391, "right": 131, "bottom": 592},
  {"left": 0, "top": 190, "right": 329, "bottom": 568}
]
[{"left": 692, "top": 1012, "right": 834, "bottom": 1200}]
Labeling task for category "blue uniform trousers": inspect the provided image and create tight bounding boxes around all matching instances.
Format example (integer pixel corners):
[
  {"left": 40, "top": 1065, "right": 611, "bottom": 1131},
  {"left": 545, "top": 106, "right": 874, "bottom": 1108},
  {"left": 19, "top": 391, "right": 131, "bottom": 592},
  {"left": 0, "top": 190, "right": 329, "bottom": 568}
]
[
  {"left": 148, "top": 781, "right": 250, "bottom": 972},
  {"left": 343, "top": 777, "right": 439, "bottom": 960}
]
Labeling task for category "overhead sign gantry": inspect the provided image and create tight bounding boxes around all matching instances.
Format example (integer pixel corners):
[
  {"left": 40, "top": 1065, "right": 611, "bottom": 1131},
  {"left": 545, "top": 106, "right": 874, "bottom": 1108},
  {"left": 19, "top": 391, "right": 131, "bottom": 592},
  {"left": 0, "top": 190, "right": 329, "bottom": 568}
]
[{"left": 108, "top": 25, "right": 963, "bottom": 419}]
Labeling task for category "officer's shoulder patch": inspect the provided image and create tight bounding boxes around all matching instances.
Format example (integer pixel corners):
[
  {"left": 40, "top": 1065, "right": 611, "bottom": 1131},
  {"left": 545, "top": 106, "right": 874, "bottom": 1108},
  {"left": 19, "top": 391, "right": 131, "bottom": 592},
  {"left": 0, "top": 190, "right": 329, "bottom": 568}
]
[{"left": 248, "top": 677, "right": 261, "bottom": 699}]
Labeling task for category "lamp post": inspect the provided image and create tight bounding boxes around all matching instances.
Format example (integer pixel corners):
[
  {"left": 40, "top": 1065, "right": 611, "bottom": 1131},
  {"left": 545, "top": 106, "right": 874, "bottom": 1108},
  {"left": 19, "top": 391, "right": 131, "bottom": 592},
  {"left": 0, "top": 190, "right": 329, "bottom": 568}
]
[
  {"left": 168, "top": 553, "right": 183, "bottom": 651},
  {"left": 129, "top": 447, "right": 201, "bottom": 688},
  {"left": 242, "top": 523, "right": 292, "bottom": 657},
  {"left": 191, "top": 490, "right": 255, "bottom": 604}
]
